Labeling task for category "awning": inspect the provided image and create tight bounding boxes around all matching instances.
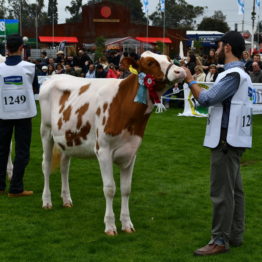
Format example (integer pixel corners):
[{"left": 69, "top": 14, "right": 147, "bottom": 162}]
[
  {"left": 135, "top": 37, "right": 172, "bottom": 43},
  {"left": 39, "top": 36, "right": 78, "bottom": 43}
]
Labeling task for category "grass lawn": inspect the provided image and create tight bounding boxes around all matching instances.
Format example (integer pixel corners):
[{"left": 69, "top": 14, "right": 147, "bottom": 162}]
[{"left": 0, "top": 105, "right": 262, "bottom": 262}]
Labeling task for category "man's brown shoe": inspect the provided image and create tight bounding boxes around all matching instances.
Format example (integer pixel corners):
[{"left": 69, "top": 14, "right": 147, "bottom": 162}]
[
  {"left": 194, "top": 243, "right": 229, "bottom": 256},
  {"left": 8, "top": 191, "right": 33, "bottom": 197}
]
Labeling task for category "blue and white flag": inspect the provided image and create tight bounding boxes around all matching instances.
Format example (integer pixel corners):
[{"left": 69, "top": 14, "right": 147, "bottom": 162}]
[
  {"left": 237, "top": 0, "right": 244, "bottom": 15},
  {"left": 143, "top": 0, "right": 149, "bottom": 13},
  {"left": 256, "top": 0, "right": 260, "bottom": 8},
  {"left": 160, "top": 0, "right": 165, "bottom": 12}
]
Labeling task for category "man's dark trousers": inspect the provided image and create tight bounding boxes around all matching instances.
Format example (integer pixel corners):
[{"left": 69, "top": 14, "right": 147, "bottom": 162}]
[
  {"left": 210, "top": 140, "right": 245, "bottom": 247},
  {"left": 0, "top": 118, "right": 32, "bottom": 193}
]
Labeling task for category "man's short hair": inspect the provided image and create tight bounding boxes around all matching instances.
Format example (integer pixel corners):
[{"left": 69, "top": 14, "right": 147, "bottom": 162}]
[
  {"left": 6, "top": 34, "right": 23, "bottom": 53},
  {"left": 219, "top": 31, "right": 245, "bottom": 59}
]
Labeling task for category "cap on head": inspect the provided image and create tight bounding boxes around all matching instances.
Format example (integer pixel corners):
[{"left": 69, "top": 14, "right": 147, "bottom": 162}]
[
  {"left": 219, "top": 31, "right": 245, "bottom": 59},
  {"left": 6, "top": 34, "right": 23, "bottom": 53}
]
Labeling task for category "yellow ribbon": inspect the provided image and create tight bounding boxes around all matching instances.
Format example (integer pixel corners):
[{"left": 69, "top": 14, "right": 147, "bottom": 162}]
[{"left": 129, "top": 65, "right": 138, "bottom": 75}]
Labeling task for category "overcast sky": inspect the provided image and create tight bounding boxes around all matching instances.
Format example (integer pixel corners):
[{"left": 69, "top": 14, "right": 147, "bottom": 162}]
[{"left": 30, "top": 0, "right": 258, "bottom": 33}]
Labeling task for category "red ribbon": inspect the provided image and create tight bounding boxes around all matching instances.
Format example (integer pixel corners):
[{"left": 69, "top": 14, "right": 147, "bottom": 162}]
[{"left": 144, "top": 74, "right": 160, "bottom": 104}]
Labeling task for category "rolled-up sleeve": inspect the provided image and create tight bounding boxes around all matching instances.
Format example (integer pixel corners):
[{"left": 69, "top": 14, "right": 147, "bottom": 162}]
[{"left": 198, "top": 73, "right": 240, "bottom": 107}]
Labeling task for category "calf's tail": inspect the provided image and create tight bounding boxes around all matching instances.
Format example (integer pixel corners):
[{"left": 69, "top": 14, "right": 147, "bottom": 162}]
[{"left": 51, "top": 145, "right": 61, "bottom": 172}]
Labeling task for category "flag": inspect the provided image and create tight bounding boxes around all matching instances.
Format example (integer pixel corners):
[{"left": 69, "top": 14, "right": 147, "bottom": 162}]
[
  {"left": 256, "top": 0, "right": 260, "bottom": 8},
  {"left": 143, "top": 0, "right": 149, "bottom": 14},
  {"left": 237, "top": 0, "right": 244, "bottom": 15},
  {"left": 160, "top": 0, "right": 165, "bottom": 12}
]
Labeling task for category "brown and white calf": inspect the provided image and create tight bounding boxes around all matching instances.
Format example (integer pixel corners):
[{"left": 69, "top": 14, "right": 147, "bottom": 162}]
[{"left": 39, "top": 51, "right": 186, "bottom": 235}]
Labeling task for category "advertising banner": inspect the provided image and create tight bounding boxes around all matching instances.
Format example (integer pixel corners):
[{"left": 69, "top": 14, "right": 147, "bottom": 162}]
[{"left": 0, "top": 19, "right": 19, "bottom": 37}]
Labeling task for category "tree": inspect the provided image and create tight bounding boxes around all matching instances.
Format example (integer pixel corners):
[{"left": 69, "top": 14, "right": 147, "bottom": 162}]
[
  {"left": 65, "top": 0, "right": 83, "bottom": 23},
  {"left": 87, "top": 0, "right": 146, "bottom": 24},
  {"left": 197, "top": 11, "right": 230, "bottom": 32},
  {"left": 47, "top": 0, "right": 58, "bottom": 24},
  {"left": 149, "top": 0, "right": 205, "bottom": 30},
  {"left": 8, "top": 0, "right": 48, "bottom": 30},
  {"left": 94, "top": 36, "right": 105, "bottom": 62}
]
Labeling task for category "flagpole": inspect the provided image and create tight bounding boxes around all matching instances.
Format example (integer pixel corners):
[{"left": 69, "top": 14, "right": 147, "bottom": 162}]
[
  {"left": 258, "top": 1, "right": 261, "bottom": 50},
  {"left": 242, "top": 0, "right": 245, "bottom": 32},
  {"left": 251, "top": 0, "right": 256, "bottom": 55}
]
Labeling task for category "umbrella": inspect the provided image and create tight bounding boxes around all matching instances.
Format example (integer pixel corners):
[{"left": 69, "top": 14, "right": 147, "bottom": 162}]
[{"left": 179, "top": 41, "right": 184, "bottom": 60}]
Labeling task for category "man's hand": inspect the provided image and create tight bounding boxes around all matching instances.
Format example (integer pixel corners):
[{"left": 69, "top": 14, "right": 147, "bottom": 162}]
[{"left": 182, "top": 67, "right": 194, "bottom": 83}]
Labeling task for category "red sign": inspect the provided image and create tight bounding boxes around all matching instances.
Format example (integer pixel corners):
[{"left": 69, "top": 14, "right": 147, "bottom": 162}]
[{"left": 101, "top": 6, "right": 111, "bottom": 18}]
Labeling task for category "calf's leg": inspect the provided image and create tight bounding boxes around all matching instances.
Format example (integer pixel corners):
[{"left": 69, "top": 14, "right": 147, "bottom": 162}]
[
  {"left": 120, "top": 156, "right": 136, "bottom": 233},
  {"left": 41, "top": 124, "right": 54, "bottom": 209},
  {"left": 60, "top": 153, "right": 72, "bottom": 207},
  {"left": 96, "top": 149, "right": 117, "bottom": 235}
]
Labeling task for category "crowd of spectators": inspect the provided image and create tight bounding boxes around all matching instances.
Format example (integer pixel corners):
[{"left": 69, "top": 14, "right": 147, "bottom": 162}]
[
  {"left": 29, "top": 49, "right": 139, "bottom": 80},
  {"left": 180, "top": 48, "right": 262, "bottom": 84}
]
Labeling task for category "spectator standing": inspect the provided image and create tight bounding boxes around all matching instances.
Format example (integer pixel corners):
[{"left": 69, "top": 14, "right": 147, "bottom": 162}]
[
  {"left": 95, "top": 64, "right": 107, "bottom": 78},
  {"left": 250, "top": 61, "right": 262, "bottom": 83},
  {"left": 39, "top": 65, "right": 48, "bottom": 76},
  {"left": 186, "top": 52, "right": 197, "bottom": 75},
  {"left": 85, "top": 64, "right": 96, "bottom": 78},
  {"left": 54, "top": 63, "right": 65, "bottom": 74},
  {"left": 202, "top": 48, "right": 218, "bottom": 73},
  {"left": 242, "top": 51, "right": 253, "bottom": 73},
  {"left": 205, "top": 64, "right": 218, "bottom": 82},
  {"left": 0, "top": 34, "right": 39, "bottom": 197},
  {"left": 193, "top": 65, "right": 206, "bottom": 82},
  {"left": 47, "top": 64, "right": 55, "bottom": 75},
  {"left": 64, "top": 64, "right": 76, "bottom": 76},
  {"left": 106, "top": 63, "right": 120, "bottom": 78}
]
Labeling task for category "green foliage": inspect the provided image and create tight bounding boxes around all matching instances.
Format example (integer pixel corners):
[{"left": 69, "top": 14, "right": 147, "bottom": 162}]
[
  {"left": 3, "top": 0, "right": 49, "bottom": 30},
  {"left": 149, "top": 0, "right": 205, "bottom": 30},
  {"left": 1, "top": 104, "right": 262, "bottom": 261},
  {"left": 65, "top": 0, "right": 83, "bottom": 23},
  {"left": 198, "top": 11, "right": 230, "bottom": 32},
  {"left": 94, "top": 36, "right": 106, "bottom": 62}
]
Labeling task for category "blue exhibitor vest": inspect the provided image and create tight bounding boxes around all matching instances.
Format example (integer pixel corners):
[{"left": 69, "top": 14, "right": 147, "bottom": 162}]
[
  {"left": 0, "top": 61, "right": 37, "bottom": 119},
  {"left": 204, "top": 67, "right": 253, "bottom": 148}
]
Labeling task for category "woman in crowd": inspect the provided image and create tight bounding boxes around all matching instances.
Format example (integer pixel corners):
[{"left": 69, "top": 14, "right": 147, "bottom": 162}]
[
  {"left": 193, "top": 65, "right": 206, "bottom": 82},
  {"left": 205, "top": 64, "right": 218, "bottom": 82}
]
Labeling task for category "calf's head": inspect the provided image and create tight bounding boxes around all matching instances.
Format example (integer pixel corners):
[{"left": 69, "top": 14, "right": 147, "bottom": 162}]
[{"left": 124, "top": 51, "right": 186, "bottom": 85}]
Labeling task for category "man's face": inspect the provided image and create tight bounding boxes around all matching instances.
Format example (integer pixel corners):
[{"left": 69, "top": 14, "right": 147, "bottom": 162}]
[
  {"left": 252, "top": 62, "right": 260, "bottom": 72},
  {"left": 253, "top": 55, "right": 260, "bottom": 63},
  {"left": 216, "top": 41, "right": 225, "bottom": 64}
]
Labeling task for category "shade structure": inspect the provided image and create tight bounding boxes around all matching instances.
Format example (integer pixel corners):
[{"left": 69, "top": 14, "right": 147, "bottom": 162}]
[
  {"left": 39, "top": 36, "right": 79, "bottom": 43},
  {"left": 135, "top": 37, "right": 172, "bottom": 43}
]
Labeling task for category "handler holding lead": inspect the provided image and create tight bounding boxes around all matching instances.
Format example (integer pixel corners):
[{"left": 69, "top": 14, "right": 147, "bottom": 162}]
[
  {"left": 184, "top": 31, "right": 253, "bottom": 256},
  {"left": 0, "top": 34, "right": 38, "bottom": 197}
]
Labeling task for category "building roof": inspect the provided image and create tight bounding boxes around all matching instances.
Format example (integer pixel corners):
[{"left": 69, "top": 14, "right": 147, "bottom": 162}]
[
  {"left": 186, "top": 31, "right": 224, "bottom": 35},
  {"left": 39, "top": 36, "right": 79, "bottom": 43}
]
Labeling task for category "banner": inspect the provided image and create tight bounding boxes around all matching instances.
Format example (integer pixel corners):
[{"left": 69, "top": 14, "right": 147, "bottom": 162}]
[
  {"left": 160, "top": 0, "right": 165, "bottom": 12},
  {"left": 0, "top": 19, "right": 19, "bottom": 37},
  {"left": 143, "top": 0, "right": 149, "bottom": 13},
  {"left": 256, "top": 0, "right": 260, "bottom": 8},
  {"left": 161, "top": 82, "right": 262, "bottom": 117},
  {"left": 237, "top": 0, "right": 245, "bottom": 15}
]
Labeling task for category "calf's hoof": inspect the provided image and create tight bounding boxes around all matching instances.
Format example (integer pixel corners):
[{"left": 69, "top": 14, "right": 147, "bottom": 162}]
[
  {"left": 42, "top": 203, "right": 52, "bottom": 209},
  {"left": 122, "top": 227, "right": 135, "bottom": 233},
  {"left": 105, "top": 230, "right": 118, "bottom": 236},
  {"left": 63, "top": 202, "right": 73, "bottom": 208}
]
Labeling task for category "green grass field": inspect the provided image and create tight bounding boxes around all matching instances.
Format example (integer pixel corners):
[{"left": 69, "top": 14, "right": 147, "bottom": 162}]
[{"left": 1, "top": 105, "right": 262, "bottom": 262}]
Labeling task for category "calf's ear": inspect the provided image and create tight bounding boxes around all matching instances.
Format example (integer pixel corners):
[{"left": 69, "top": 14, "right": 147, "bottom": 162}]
[{"left": 121, "top": 57, "right": 140, "bottom": 71}]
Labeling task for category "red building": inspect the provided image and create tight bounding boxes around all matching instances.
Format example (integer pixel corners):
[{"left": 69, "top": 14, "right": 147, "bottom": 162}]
[{"left": 24, "top": 1, "right": 186, "bottom": 55}]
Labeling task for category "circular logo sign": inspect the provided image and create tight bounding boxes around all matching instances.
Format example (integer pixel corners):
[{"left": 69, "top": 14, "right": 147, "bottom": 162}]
[{"left": 101, "top": 6, "right": 111, "bottom": 18}]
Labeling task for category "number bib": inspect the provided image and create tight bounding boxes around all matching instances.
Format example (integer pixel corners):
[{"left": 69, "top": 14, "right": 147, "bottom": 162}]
[{"left": 2, "top": 89, "right": 29, "bottom": 112}]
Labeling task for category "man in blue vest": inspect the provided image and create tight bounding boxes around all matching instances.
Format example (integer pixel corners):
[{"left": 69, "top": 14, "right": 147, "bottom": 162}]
[
  {"left": 184, "top": 31, "right": 253, "bottom": 256},
  {"left": 0, "top": 34, "right": 38, "bottom": 197}
]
